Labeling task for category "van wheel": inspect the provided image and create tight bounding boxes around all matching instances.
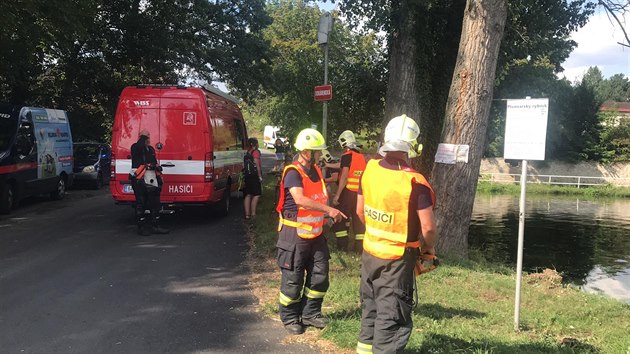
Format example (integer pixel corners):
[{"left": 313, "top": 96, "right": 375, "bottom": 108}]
[
  {"left": 215, "top": 188, "right": 230, "bottom": 217},
  {"left": 0, "top": 183, "right": 15, "bottom": 214},
  {"left": 50, "top": 176, "right": 66, "bottom": 200}
]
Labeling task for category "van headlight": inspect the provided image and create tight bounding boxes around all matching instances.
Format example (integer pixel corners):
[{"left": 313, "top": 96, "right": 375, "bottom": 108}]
[{"left": 82, "top": 165, "right": 96, "bottom": 173}]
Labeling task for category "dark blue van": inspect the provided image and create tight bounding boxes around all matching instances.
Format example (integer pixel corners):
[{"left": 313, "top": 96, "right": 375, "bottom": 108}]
[{"left": 0, "top": 105, "right": 74, "bottom": 213}]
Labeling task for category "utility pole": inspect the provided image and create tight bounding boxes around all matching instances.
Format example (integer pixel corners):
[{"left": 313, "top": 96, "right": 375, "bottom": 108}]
[{"left": 317, "top": 12, "right": 333, "bottom": 141}]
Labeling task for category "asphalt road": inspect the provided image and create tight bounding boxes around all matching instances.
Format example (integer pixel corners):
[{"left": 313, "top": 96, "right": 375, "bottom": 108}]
[{"left": 0, "top": 151, "right": 317, "bottom": 354}]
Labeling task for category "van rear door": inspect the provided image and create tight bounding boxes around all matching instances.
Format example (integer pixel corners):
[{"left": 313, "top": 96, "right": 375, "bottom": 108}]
[
  {"left": 157, "top": 92, "right": 206, "bottom": 200},
  {"left": 111, "top": 91, "right": 160, "bottom": 195}
]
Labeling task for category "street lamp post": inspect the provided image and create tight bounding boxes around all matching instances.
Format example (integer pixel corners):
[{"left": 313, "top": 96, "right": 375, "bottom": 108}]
[{"left": 318, "top": 12, "right": 333, "bottom": 141}]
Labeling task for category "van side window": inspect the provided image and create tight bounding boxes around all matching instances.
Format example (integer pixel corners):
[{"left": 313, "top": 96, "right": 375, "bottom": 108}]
[
  {"left": 235, "top": 120, "right": 245, "bottom": 149},
  {"left": 15, "top": 122, "right": 35, "bottom": 159}
]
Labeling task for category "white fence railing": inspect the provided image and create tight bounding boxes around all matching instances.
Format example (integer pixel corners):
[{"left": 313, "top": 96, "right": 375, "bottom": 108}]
[{"left": 479, "top": 173, "right": 630, "bottom": 188}]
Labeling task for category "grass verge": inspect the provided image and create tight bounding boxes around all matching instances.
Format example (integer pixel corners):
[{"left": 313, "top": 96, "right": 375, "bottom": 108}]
[
  {"left": 246, "top": 179, "right": 630, "bottom": 353},
  {"left": 477, "top": 181, "right": 630, "bottom": 198}
]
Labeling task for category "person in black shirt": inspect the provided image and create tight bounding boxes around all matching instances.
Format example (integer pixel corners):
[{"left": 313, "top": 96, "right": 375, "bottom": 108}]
[
  {"left": 130, "top": 130, "right": 169, "bottom": 236},
  {"left": 273, "top": 138, "right": 286, "bottom": 172}
]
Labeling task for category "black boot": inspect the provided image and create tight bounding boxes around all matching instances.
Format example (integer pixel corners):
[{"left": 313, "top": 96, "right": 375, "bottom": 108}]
[
  {"left": 152, "top": 224, "right": 170, "bottom": 234},
  {"left": 354, "top": 239, "right": 363, "bottom": 254},
  {"left": 137, "top": 221, "right": 152, "bottom": 236},
  {"left": 336, "top": 237, "right": 348, "bottom": 252},
  {"left": 151, "top": 215, "right": 170, "bottom": 234},
  {"left": 302, "top": 315, "right": 328, "bottom": 329},
  {"left": 284, "top": 322, "right": 305, "bottom": 335}
]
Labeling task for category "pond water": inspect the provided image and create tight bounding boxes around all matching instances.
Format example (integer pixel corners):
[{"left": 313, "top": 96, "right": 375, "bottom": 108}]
[{"left": 469, "top": 194, "right": 630, "bottom": 303}]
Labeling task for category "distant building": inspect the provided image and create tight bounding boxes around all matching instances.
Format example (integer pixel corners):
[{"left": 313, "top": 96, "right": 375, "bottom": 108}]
[{"left": 599, "top": 101, "right": 630, "bottom": 126}]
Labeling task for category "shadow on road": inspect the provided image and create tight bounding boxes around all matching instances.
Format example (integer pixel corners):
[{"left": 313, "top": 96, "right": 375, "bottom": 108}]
[{"left": 1, "top": 193, "right": 314, "bottom": 353}]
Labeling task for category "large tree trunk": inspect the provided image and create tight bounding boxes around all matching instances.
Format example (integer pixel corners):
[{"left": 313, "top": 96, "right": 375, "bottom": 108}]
[
  {"left": 431, "top": 0, "right": 507, "bottom": 257},
  {"left": 384, "top": 1, "right": 421, "bottom": 137},
  {"left": 384, "top": 0, "right": 466, "bottom": 176}
]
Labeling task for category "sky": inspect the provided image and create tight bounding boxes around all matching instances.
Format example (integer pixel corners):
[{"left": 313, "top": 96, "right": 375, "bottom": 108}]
[{"left": 561, "top": 8, "right": 630, "bottom": 82}]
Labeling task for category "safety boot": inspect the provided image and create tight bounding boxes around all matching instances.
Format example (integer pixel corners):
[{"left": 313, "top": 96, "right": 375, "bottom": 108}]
[
  {"left": 137, "top": 224, "right": 152, "bottom": 236},
  {"left": 354, "top": 239, "right": 364, "bottom": 254},
  {"left": 152, "top": 225, "right": 170, "bottom": 234},
  {"left": 284, "top": 323, "right": 305, "bottom": 335},
  {"left": 336, "top": 237, "right": 348, "bottom": 252},
  {"left": 302, "top": 315, "right": 328, "bottom": 329},
  {"left": 151, "top": 215, "right": 170, "bottom": 234}
]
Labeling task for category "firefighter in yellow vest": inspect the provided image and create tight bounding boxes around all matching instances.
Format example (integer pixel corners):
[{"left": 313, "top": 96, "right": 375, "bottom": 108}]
[
  {"left": 276, "top": 128, "right": 347, "bottom": 335},
  {"left": 356, "top": 115, "right": 437, "bottom": 354},
  {"left": 330, "top": 130, "right": 367, "bottom": 252}
]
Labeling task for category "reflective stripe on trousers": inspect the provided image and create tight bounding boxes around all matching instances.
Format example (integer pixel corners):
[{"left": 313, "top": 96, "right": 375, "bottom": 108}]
[
  {"left": 304, "top": 287, "right": 326, "bottom": 299},
  {"left": 356, "top": 341, "right": 373, "bottom": 354},
  {"left": 279, "top": 291, "right": 301, "bottom": 306}
]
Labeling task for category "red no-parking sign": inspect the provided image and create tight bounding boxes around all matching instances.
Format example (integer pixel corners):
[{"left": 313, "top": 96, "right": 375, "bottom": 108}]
[{"left": 314, "top": 85, "right": 333, "bottom": 101}]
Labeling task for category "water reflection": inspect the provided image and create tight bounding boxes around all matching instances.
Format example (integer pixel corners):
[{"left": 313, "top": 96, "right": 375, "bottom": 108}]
[{"left": 469, "top": 195, "right": 630, "bottom": 303}]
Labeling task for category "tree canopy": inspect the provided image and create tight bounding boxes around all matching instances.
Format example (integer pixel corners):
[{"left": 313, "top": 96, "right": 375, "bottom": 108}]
[
  {"left": 242, "top": 1, "right": 387, "bottom": 142},
  {"left": 0, "top": 0, "right": 272, "bottom": 140}
]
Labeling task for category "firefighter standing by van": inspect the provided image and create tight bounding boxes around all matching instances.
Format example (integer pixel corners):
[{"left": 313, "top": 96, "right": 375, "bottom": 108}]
[
  {"left": 130, "top": 130, "right": 169, "bottom": 236},
  {"left": 276, "top": 128, "right": 346, "bottom": 335},
  {"left": 356, "top": 115, "right": 437, "bottom": 354},
  {"left": 331, "top": 130, "right": 367, "bottom": 252}
]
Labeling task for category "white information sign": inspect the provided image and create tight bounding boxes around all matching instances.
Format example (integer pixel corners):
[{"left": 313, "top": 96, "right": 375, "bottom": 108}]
[
  {"left": 435, "top": 143, "right": 469, "bottom": 164},
  {"left": 504, "top": 98, "right": 549, "bottom": 161}
]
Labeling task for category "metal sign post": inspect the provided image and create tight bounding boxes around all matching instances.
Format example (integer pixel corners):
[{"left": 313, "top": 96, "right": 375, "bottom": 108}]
[
  {"left": 504, "top": 97, "right": 549, "bottom": 331},
  {"left": 323, "top": 44, "right": 329, "bottom": 140},
  {"left": 514, "top": 159, "right": 527, "bottom": 331},
  {"left": 318, "top": 12, "right": 333, "bottom": 141}
]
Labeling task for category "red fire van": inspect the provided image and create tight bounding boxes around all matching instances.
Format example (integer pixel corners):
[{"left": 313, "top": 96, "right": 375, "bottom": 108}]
[{"left": 109, "top": 85, "right": 247, "bottom": 215}]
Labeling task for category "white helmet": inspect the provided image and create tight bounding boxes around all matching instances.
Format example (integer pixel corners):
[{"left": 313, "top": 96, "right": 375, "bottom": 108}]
[
  {"left": 338, "top": 130, "right": 359, "bottom": 149},
  {"left": 320, "top": 149, "right": 334, "bottom": 163},
  {"left": 379, "top": 114, "right": 423, "bottom": 158}
]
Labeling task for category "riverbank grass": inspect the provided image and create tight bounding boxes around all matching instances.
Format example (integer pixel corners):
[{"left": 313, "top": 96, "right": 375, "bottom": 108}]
[
  {"left": 477, "top": 181, "right": 630, "bottom": 198},
  {"left": 247, "top": 180, "right": 630, "bottom": 353}
]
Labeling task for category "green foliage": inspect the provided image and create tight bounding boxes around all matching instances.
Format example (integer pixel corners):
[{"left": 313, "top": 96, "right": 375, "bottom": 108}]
[
  {"left": 498, "top": 0, "right": 594, "bottom": 75},
  {"left": 578, "top": 68, "right": 629, "bottom": 162},
  {"left": 583, "top": 67, "right": 630, "bottom": 102},
  {"left": 476, "top": 181, "right": 630, "bottom": 198},
  {"left": 485, "top": 62, "right": 630, "bottom": 162},
  {"left": 248, "top": 183, "right": 630, "bottom": 352},
  {"left": 0, "top": 0, "right": 271, "bottom": 141},
  {"left": 591, "top": 110, "right": 630, "bottom": 162},
  {"left": 243, "top": 1, "right": 386, "bottom": 141},
  {"left": 335, "top": 0, "right": 596, "bottom": 169}
]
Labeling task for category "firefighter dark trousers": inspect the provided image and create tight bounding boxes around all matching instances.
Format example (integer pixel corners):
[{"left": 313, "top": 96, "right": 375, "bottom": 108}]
[
  {"left": 357, "top": 247, "right": 418, "bottom": 354},
  {"left": 276, "top": 213, "right": 330, "bottom": 325},
  {"left": 132, "top": 179, "right": 161, "bottom": 229},
  {"left": 332, "top": 189, "right": 365, "bottom": 249}
]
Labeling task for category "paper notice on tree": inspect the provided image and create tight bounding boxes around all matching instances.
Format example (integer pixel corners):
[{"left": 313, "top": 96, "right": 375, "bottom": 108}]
[{"left": 435, "top": 143, "right": 469, "bottom": 164}]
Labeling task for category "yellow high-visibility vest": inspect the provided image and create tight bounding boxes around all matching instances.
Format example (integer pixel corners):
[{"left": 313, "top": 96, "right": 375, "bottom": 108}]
[{"left": 361, "top": 159, "right": 435, "bottom": 260}]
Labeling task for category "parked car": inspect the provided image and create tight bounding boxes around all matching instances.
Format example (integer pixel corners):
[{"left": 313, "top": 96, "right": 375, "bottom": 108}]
[
  {"left": 0, "top": 105, "right": 74, "bottom": 214},
  {"left": 73, "top": 142, "right": 111, "bottom": 189},
  {"left": 110, "top": 84, "right": 248, "bottom": 216}
]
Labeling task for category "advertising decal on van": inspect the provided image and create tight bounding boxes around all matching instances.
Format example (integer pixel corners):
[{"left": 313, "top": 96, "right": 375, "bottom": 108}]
[{"left": 0, "top": 105, "right": 74, "bottom": 213}]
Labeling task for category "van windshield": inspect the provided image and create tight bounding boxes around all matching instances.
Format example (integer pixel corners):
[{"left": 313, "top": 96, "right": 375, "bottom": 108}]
[
  {"left": 0, "top": 118, "right": 17, "bottom": 152},
  {"left": 74, "top": 144, "right": 101, "bottom": 163}
]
